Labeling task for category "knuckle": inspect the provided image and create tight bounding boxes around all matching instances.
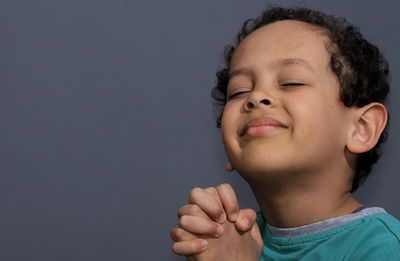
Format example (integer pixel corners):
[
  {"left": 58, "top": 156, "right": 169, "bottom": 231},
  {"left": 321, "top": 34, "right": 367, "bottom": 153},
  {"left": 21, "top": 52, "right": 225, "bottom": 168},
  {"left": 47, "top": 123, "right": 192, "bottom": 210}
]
[
  {"left": 177, "top": 204, "right": 190, "bottom": 217},
  {"left": 210, "top": 205, "right": 223, "bottom": 216},
  {"left": 189, "top": 187, "right": 203, "bottom": 203},
  {"left": 219, "top": 183, "right": 232, "bottom": 190},
  {"left": 179, "top": 215, "right": 190, "bottom": 227},
  {"left": 216, "top": 184, "right": 226, "bottom": 192},
  {"left": 177, "top": 208, "right": 184, "bottom": 218},
  {"left": 225, "top": 199, "right": 237, "bottom": 209},
  {"left": 171, "top": 242, "right": 181, "bottom": 255},
  {"left": 190, "top": 187, "right": 202, "bottom": 196},
  {"left": 189, "top": 187, "right": 203, "bottom": 201},
  {"left": 169, "top": 227, "right": 179, "bottom": 241},
  {"left": 205, "top": 187, "right": 217, "bottom": 193},
  {"left": 170, "top": 227, "right": 183, "bottom": 241},
  {"left": 188, "top": 204, "right": 201, "bottom": 215},
  {"left": 170, "top": 230, "right": 176, "bottom": 241}
]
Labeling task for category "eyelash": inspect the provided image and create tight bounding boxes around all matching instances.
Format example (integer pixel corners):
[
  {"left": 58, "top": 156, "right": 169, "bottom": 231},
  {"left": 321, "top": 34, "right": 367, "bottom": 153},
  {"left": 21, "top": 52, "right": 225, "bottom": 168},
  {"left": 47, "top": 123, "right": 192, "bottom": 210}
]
[
  {"left": 280, "top": 82, "right": 305, "bottom": 87},
  {"left": 228, "top": 83, "right": 305, "bottom": 100},
  {"left": 228, "top": 91, "right": 249, "bottom": 99}
]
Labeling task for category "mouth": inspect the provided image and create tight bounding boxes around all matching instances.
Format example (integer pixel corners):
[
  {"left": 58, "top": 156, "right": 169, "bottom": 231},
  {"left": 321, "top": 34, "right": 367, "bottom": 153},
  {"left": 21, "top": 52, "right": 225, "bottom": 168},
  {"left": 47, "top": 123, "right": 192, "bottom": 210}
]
[{"left": 240, "top": 117, "right": 288, "bottom": 137}]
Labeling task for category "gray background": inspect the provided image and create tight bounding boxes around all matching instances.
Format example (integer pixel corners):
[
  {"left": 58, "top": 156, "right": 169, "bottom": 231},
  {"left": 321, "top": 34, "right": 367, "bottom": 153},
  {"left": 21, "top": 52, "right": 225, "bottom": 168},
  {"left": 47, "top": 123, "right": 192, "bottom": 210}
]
[{"left": 1, "top": 0, "right": 399, "bottom": 260}]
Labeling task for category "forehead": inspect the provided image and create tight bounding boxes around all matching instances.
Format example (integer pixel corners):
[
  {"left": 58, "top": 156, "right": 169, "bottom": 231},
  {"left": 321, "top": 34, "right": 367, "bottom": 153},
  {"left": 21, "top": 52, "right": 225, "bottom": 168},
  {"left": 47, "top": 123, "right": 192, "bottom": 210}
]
[{"left": 230, "top": 20, "right": 332, "bottom": 73}]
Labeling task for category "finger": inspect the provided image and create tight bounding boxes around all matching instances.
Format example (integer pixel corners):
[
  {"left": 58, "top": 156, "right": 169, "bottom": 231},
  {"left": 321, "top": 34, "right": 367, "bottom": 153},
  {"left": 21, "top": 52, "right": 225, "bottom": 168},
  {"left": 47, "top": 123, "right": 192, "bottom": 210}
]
[
  {"left": 204, "top": 187, "right": 226, "bottom": 223},
  {"left": 179, "top": 215, "right": 224, "bottom": 237},
  {"left": 216, "top": 183, "right": 240, "bottom": 222},
  {"left": 234, "top": 208, "right": 257, "bottom": 232},
  {"left": 170, "top": 227, "right": 197, "bottom": 242},
  {"left": 178, "top": 204, "right": 209, "bottom": 220},
  {"left": 225, "top": 162, "right": 234, "bottom": 172},
  {"left": 189, "top": 187, "right": 225, "bottom": 223},
  {"left": 251, "top": 223, "right": 264, "bottom": 252},
  {"left": 172, "top": 239, "right": 208, "bottom": 256}
]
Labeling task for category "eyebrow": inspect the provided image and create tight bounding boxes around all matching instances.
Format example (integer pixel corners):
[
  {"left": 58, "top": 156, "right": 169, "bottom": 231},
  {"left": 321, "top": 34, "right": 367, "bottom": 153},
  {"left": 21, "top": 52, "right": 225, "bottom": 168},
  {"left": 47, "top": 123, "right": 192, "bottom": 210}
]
[
  {"left": 228, "top": 58, "right": 315, "bottom": 80},
  {"left": 228, "top": 67, "right": 253, "bottom": 80},
  {"left": 278, "top": 58, "right": 315, "bottom": 73}
]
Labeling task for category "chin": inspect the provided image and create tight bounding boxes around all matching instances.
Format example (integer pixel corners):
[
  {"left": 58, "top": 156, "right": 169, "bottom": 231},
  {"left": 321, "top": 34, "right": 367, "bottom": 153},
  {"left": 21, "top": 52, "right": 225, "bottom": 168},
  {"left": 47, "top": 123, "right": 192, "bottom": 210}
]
[{"left": 235, "top": 155, "right": 291, "bottom": 183}]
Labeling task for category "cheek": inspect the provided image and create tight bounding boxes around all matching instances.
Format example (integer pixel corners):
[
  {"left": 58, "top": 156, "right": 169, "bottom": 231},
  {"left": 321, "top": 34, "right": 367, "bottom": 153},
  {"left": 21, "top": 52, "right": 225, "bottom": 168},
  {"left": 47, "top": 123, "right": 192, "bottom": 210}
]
[
  {"left": 220, "top": 104, "right": 244, "bottom": 160},
  {"left": 220, "top": 105, "right": 237, "bottom": 145},
  {"left": 221, "top": 104, "right": 238, "bottom": 133},
  {"left": 289, "top": 99, "right": 346, "bottom": 154},
  {"left": 288, "top": 91, "right": 333, "bottom": 128}
]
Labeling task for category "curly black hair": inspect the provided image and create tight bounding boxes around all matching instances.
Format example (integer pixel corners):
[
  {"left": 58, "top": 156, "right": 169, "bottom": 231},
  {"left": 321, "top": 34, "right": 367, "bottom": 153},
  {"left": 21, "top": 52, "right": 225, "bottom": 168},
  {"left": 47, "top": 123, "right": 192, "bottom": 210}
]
[{"left": 211, "top": 6, "right": 390, "bottom": 192}]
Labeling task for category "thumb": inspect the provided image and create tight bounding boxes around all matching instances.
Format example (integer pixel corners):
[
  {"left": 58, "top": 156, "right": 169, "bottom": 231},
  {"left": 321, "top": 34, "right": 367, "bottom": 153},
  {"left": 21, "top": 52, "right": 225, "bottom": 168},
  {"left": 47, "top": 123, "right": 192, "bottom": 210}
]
[
  {"left": 234, "top": 208, "right": 257, "bottom": 232},
  {"left": 251, "top": 222, "right": 264, "bottom": 252}
]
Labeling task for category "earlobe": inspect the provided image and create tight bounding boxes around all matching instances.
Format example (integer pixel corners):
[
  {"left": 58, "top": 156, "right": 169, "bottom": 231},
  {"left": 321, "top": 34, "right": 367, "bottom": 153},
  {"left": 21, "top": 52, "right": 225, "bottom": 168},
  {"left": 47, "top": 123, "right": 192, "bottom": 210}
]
[
  {"left": 225, "top": 162, "right": 235, "bottom": 172},
  {"left": 347, "top": 103, "right": 388, "bottom": 154}
]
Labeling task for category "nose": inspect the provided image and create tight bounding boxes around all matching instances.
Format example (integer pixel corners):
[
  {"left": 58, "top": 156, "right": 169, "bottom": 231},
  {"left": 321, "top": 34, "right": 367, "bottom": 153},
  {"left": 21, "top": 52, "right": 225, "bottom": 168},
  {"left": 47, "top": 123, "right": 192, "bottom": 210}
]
[{"left": 244, "top": 97, "right": 271, "bottom": 110}]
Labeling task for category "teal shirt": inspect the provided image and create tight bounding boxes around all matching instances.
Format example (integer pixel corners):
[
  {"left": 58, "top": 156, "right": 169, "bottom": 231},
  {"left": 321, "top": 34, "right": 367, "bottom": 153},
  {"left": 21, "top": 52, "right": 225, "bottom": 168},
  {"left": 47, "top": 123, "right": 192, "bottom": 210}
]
[{"left": 256, "top": 208, "right": 400, "bottom": 260}]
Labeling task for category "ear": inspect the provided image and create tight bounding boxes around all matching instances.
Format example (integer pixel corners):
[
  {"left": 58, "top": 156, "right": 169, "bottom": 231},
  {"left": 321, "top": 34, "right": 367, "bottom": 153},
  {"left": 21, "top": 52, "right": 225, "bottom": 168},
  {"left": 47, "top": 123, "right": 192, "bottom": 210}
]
[
  {"left": 225, "top": 161, "right": 235, "bottom": 172},
  {"left": 346, "top": 102, "right": 388, "bottom": 154}
]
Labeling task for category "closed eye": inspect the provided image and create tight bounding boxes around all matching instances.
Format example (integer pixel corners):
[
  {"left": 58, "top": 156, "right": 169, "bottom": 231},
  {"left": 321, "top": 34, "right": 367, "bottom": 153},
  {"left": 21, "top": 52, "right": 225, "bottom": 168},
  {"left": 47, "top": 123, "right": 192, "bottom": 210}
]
[
  {"left": 228, "top": 83, "right": 304, "bottom": 100},
  {"left": 228, "top": 91, "right": 250, "bottom": 100},
  {"left": 280, "top": 83, "right": 305, "bottom": 87}
]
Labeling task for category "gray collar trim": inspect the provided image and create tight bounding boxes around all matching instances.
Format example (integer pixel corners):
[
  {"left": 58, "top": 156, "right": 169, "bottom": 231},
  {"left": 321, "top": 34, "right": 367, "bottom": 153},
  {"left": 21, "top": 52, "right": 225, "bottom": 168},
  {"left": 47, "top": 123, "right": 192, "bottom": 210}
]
[{"left": 267, "top": 207, "right": 387, "bottom": 238}]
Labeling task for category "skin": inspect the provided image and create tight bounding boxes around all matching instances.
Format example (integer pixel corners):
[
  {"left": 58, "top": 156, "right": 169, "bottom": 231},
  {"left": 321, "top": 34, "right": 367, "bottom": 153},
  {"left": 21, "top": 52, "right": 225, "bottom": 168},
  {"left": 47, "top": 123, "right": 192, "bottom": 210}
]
[
  {"left": 221, "top": 19, "right": 365, "bottom": 228},
  {"left": 171, "top": 185, "right": 263, "bottom": 260},
  {"left": 170, "top": 19, "right": 388, "bottom": 260}
]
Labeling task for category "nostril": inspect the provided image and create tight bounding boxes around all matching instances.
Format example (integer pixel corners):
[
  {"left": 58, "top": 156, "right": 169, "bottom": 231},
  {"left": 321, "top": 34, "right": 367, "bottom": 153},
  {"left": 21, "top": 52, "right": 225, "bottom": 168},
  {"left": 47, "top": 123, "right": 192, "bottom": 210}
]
[
  {"left": 247, "top": 101, "right": 255, "bottom": 108},
  {"left": 261, "top": 99, "right": 271, "bottom": 105}
]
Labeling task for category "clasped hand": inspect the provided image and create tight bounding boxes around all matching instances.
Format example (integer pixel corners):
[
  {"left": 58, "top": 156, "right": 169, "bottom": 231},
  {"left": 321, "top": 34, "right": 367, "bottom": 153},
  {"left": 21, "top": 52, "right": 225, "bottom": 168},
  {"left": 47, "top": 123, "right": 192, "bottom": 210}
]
[{"left": 170, "top": 184, "right": 263, "bottom": 261}]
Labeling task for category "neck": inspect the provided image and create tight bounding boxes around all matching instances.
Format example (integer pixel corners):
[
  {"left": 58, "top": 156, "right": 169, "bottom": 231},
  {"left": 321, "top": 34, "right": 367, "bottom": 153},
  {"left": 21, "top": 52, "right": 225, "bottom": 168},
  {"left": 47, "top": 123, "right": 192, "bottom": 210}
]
[{"left": 248, "top": 170, "right": 363, "bottom": 228}]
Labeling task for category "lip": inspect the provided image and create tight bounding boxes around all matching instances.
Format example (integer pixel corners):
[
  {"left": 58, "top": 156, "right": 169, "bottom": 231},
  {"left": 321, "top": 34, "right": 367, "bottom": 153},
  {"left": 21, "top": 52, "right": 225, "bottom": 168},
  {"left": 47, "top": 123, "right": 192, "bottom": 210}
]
[{"left": 240, "top": 117, "right": 288, "bottom": 137}]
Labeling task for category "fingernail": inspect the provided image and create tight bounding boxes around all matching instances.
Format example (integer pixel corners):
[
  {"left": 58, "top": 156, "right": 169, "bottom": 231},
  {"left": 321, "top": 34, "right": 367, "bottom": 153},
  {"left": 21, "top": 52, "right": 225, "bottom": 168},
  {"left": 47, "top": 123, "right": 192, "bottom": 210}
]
[
  {"left": 215, "top": 225, "right": 224, "bottom": 237},
  {"left": 230, "top": 212, "right": 238, "bottom": 221},
  {"left": 217, "top": 212, "right": 226, "bottom": 223},
  {"left": 199, "top": 240, "right": 208, "bottom": 250}
]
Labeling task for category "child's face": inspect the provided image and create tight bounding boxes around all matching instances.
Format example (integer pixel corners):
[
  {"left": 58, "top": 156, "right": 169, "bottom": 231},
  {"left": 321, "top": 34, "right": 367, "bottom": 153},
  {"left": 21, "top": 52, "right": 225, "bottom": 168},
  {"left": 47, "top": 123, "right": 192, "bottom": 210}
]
[{"left": 221, "top": 20, "right": 355, "bottom": 181}]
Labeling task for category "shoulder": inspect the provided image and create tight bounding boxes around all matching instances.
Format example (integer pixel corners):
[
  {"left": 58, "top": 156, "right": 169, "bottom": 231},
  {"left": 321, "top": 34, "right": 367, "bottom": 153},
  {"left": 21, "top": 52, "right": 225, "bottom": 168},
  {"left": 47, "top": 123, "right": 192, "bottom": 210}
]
[
  {"left": 345, "top": 212, "right": 400, "bottom": 260},
  {"left": 365, "top": 212, "right": 400, "bottom": 242}
]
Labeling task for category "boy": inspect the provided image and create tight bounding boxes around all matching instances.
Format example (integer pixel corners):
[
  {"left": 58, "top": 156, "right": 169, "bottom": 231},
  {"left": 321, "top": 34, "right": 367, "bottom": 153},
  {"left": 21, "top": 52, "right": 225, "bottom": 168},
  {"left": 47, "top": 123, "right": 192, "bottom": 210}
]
[{"left": 170, "top": 6, "right": 400, "bottom": 260}]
